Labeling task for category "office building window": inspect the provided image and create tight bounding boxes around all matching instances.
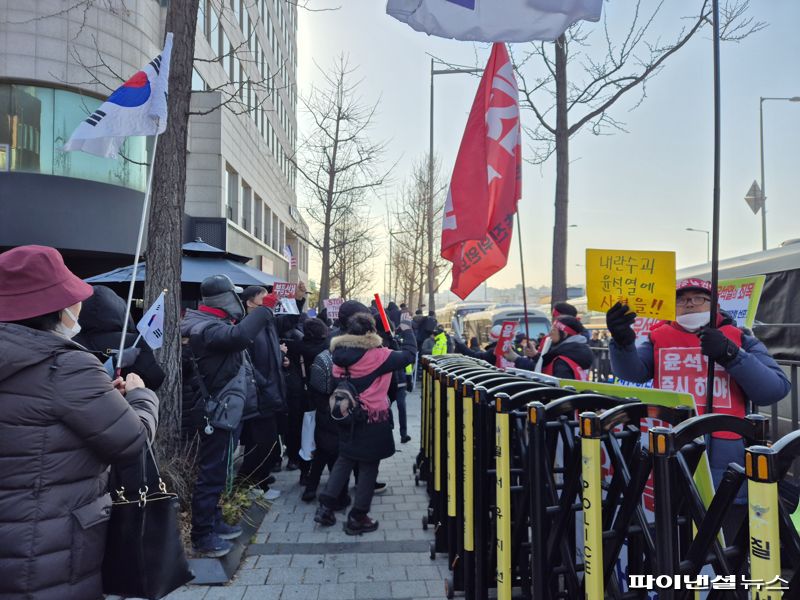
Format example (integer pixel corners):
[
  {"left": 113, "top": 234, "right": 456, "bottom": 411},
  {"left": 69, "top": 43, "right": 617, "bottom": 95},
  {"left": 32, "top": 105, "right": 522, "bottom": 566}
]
[
  {"left": 0, "top": 83, "right": 149, "bottom": 190},
  {"left": 264, "top": 205, "right": 271, "bottom": 244},
  {"left": 272, "top": 213, "right": 279, "bottom": 249},
  {"left": 222, "top": 31, "right": 232, "bottom": 80},
  {"left": 254, "top": 194, "right": 263, "bottom": 239},
  {"left": 209, "top": 3, "right": 221, "bottom": 56},
  {"left": 241, "top": 181, "right": 251, "bottom": 231},
  {"left": 226, "top": 165, "right": 238, "bottom": 221},
  {"left": 279, "top": 221, "right": 285, "bottom": 253}
]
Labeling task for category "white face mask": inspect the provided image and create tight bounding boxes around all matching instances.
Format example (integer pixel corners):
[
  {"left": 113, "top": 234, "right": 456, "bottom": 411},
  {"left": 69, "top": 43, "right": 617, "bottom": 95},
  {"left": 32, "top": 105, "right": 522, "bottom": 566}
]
[
  {"left": 56, "top": 307, "right": 82, "bottom": 339},
  {"left": 675, "top": 311, "right": 710, "bottom": 332}
]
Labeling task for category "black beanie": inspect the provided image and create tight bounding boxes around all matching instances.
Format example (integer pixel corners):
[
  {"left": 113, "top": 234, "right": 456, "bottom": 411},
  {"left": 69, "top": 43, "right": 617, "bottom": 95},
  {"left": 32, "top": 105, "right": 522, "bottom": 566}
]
[
  {"left": 553, "top": 301, "right": 578, "bottom": 318},
  {"left": 337, "top": 300, "right": 370, "bottom": 329}
]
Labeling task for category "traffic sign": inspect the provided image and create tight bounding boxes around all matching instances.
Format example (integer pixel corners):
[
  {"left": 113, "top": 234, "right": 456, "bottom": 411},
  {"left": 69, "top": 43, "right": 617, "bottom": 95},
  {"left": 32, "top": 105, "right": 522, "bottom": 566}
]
[{"left": 745, "top": 180, "right": 764, "bottom": 214}]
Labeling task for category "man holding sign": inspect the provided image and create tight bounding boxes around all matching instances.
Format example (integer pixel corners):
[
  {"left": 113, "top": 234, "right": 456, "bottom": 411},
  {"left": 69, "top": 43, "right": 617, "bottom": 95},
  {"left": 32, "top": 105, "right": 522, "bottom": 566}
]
[{"left": 606, "top": 278, "right": 789, "bottom": 492}]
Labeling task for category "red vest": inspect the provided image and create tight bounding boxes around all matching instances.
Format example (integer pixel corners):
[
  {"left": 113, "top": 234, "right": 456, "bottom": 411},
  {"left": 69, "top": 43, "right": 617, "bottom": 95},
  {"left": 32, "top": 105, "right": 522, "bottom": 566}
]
[
  {"left": 650, "top": 323, "right": 745, "bottom": 439},
  {"left": 543, "top": 355, "right": 589, "bottom": 381}
]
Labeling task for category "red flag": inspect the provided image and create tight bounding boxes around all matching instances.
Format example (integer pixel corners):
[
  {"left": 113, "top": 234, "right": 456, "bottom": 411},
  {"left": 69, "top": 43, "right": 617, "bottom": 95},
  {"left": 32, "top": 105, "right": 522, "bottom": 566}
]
[{"left": 441, "top": 43, "right": 522, "bottom": 299}]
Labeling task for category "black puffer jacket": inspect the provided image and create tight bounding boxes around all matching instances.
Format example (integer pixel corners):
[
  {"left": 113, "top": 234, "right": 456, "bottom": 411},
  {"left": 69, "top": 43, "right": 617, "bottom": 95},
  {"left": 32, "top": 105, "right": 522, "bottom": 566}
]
[
  {"left": 249, "top": 313, "right": 286, "bottom": 416},
  {"left": 74, "top": 285, "right": 166, "bottom": 390},
  {"left": 0, "top": 323, "right": 159, "bottom": 600},
  {"left": 180, "top": 306, "right": 272, "bottom": 429}
]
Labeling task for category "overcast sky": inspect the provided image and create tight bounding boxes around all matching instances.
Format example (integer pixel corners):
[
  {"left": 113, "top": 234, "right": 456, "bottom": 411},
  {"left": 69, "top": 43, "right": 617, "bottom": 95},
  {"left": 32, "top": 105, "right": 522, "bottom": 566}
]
[{"left": 296, "top": 0, "right": 800, "bottom": 296}]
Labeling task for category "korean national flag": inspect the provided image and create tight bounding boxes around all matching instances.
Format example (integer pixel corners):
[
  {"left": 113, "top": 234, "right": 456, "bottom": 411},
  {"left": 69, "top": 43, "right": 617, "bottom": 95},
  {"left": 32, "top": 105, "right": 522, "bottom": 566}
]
[
  {"left": 63, "top": 33, "right": 173, "bottom": 158},
  {"left": 386, "top": 0, "right": 602, "bottom": 42},
  {"left": 136, "top": 292, "right": 166, "bottom": 350}
]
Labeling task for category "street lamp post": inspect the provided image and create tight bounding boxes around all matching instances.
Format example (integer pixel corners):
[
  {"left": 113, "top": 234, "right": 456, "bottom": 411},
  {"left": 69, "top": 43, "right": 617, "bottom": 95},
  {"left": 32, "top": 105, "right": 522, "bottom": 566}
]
[
  {"left": 428, "top": 59, "right": 483, "bottom": 312},
  {"left": 686, "top": 227, "right": 710, "bottom": 263},
  {"left": 759, "top": 96, "right": 800, "bottom": 250}
]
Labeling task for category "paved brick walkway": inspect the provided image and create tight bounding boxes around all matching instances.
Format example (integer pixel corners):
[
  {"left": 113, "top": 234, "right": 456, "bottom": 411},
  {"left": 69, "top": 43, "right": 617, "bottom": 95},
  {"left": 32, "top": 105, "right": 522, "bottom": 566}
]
[{"left": 166, "top": 388, "right": 449, "bottom": 600}]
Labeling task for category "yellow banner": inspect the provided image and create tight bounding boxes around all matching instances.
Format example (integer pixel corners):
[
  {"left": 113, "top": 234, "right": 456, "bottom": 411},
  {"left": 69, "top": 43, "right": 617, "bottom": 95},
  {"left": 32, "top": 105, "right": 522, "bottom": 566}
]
[
  {"left": 748, "top": 479, "right": 782, "bottom": 600},
  {"left": 581, "top": 436, "right": 604, "bottom": 600},
  {"left": 447, "top": 386, "right": 457, "bottom": 517},
  {"left": 585, "top": 249, "right": 676, "bottom": 320},
  {"left": 495, "top": 413, "right": 512, "bottom": 600},
  {"left": 463, "top": 395, "right": 475, "bottom": 551},
  {"left": 434, "top": 379, "right": 442, "bottom": 492}
]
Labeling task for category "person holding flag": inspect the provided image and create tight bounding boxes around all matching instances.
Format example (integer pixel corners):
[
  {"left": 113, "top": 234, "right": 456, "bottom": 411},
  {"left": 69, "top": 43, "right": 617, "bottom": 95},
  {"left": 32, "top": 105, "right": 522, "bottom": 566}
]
[
  {"left": 63, "top": 32, "right": 173, "bottom": 382},
  {"left": 75, "top": 285, "right": 166, "bottom": 390}
]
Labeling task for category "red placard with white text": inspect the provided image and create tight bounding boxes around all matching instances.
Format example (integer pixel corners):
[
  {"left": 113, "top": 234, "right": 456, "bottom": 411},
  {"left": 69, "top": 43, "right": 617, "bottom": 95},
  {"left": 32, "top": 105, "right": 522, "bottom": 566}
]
[{"left": 495, "top": 320, "right": 517, "bottom": 370}]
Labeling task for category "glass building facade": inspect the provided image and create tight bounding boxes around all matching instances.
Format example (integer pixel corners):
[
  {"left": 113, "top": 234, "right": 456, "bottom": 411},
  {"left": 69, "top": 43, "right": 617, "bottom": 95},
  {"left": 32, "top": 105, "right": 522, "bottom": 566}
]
[{"left": 0, "top": 83, "right": 150, "bottom": 191}]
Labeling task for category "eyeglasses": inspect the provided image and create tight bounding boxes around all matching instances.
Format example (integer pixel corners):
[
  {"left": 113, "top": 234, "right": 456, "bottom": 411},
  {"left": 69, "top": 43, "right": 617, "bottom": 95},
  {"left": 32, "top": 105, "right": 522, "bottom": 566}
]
[{"left": 676, "top": 296, "right": 711, "bottom": 308}]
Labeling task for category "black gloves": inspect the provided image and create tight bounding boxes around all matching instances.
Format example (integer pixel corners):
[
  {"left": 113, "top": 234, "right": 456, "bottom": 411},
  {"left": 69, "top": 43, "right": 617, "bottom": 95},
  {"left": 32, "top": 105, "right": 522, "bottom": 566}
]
[
  {"left": 699, "top": 327, "right": 739, "bottom": 366},
  {"left": 605, "top": 302, "right": 637, "bottom": 347}
]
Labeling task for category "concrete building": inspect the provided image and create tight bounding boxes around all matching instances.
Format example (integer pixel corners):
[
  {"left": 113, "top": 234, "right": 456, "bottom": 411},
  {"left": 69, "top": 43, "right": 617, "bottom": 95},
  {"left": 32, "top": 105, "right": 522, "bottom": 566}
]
[{"left": 0, "top": 0, "right": 308, "bottom": 281}]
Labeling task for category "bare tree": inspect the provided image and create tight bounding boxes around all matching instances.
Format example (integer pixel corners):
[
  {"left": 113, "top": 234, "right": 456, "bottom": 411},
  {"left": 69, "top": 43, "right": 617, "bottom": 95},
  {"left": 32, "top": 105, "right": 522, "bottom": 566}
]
[
  {"left": 330, "top": 218, "right": 376, "bottom": 299},
  {"left": 292, "top": 56, "right": 390, "bottom": 309},
  {"left": 389, "top": 154, "right": 447, "bottom": 311},
  {"left": 508, "top": 0, "right": 764, "bottom": 304}
]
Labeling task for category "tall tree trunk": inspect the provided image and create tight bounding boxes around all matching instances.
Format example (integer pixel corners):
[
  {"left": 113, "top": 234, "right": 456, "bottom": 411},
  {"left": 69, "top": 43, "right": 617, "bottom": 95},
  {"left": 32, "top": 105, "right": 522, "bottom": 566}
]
[
  {"left": 551, "top": 34, "right": 569, "bottom": 308},
  {"left": 145, "top": 0, "right": 199, "bottom": 457}
]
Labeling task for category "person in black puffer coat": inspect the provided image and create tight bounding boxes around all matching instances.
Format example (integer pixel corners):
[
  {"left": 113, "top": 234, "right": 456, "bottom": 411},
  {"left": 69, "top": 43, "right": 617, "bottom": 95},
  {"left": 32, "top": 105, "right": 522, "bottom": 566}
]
[
  {"left": 0, "top": 246, "right": 159, "bottom": 600},
  {"left": 75, "top": 285, "right": 166, "bottom": 390},
  {"left": 314, "top": 307, "right": 416, "bottom": 535},
  {"left": 236, "top": 286, "right": 287, "bottom": 500}
]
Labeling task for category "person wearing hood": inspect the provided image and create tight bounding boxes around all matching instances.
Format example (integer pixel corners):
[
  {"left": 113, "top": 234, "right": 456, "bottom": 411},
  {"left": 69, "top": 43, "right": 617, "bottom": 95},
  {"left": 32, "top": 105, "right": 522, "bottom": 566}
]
[
  {"left": 386, "top": 301, "right": 401, "bottom": 328},
  {"left": 74, "top": 285, "right": 166, "bottom": 390},
  {"left": 314, "top": 305, "right": 416, "bottom": 535},
  {"left": 181, "top": 274, "right": 276, "bottom": 558},
  {"left": 505, "top": 316, "right": 594, "bottom": 379},
  {"left": 606, "top": 278, "right": 790, "bottom": 493},
  {"left": 0, "top": 246, "right": 159, "bottom": 600}
]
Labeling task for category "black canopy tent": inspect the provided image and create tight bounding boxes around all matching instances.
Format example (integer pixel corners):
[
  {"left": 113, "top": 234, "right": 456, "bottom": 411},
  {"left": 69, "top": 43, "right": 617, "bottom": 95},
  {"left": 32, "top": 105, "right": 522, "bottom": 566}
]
[{"left": 84, "top": 239, "right": 278, "bottom": 311}]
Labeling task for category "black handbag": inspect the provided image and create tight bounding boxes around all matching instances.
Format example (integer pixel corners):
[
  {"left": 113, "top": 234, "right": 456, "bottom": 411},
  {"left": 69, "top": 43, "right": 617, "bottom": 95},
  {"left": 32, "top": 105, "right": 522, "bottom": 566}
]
[{"left": 102, "top": 445, "right": 194, "bottom": 599}]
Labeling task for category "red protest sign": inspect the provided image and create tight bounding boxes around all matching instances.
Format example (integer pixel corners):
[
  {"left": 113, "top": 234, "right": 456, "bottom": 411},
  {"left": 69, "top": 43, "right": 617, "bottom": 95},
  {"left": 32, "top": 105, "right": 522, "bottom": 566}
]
[
  {"left": 656, "top": 348, "right": 733, "bottom": 411},
  {"left": 273, "top": 282, "right": 297, "bottom": 299},
  {"left": 495, "top": 320, "right": 517, "bottom": 369}
]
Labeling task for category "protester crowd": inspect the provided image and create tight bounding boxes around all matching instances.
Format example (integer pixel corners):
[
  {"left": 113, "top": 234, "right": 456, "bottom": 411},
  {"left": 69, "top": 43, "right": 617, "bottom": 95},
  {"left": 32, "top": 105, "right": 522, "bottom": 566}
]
[{"left": 0, "top": 245, "right": 792, "bottom": 599}]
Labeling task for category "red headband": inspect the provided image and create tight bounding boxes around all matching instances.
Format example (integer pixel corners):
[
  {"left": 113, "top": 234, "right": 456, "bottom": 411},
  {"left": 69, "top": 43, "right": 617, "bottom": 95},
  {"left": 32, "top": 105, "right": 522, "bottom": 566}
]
[{"left": 554, "top": 320, "right": 578, "bottom": 337}]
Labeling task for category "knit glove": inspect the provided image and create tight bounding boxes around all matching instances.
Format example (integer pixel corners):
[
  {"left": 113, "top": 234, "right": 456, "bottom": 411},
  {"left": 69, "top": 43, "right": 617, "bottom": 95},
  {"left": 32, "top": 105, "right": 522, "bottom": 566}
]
[
  {"left": 605, "top": 302, "right": 637, "bottom": 347},
  {"left": 261, "top": 292, "right": 279, "bottom": 309},
  {"left": 699, "top": 327, "right": 739, "bottom": 366}
]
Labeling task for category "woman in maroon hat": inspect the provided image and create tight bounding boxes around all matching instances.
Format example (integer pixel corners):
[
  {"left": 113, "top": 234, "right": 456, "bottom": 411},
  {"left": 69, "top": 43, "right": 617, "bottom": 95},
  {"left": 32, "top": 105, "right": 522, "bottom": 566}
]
[{"left": 0, "top": 245, "right": 160, "bottom": 600}]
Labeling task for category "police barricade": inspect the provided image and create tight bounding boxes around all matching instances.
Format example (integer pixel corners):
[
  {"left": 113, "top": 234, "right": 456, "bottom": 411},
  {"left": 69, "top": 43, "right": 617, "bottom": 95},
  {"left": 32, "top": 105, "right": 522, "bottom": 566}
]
[
  {"left": 747, "top": 429, "right": 800, "bottom": 599},
  {"left": 647, "top": 414, "right": 772, "bottom": 600},
  {"left": 572, "top": 403, "right": 695, "bottom": 600},
  {"left": 515, "top": 392, "right": 646, "bottom": 600}
]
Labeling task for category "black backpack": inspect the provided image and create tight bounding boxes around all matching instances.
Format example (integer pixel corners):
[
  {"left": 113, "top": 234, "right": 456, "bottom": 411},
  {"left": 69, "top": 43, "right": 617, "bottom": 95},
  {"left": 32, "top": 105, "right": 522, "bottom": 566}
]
[
  {"left": 309, "top": 350, "right": 335, "bottom": 395},
  {"left": 329, "top": 367, "right": 367, "bottom": 424}
]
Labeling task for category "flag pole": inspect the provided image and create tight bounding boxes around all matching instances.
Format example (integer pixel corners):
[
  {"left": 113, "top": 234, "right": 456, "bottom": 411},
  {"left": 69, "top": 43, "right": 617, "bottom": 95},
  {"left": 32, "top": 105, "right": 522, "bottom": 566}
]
[
  {"left": 516, "top": 212, "right": 530, "bottom": 340},
  {"left": 116, "top": 125, "right": 161, "bottom": 375},
  {"left": 705, "top": 0, "right": 722, "bottom": 417}
]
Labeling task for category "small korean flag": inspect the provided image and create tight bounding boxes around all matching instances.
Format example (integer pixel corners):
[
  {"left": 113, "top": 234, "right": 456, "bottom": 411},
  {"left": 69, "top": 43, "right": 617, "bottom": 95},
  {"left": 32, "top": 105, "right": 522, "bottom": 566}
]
[{"left": 136, "top": 291, "right": 166, "bottom": 350}]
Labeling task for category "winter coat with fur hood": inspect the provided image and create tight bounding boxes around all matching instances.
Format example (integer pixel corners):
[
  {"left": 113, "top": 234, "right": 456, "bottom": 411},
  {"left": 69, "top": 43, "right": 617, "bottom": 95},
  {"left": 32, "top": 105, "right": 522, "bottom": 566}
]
[
  {"left": 330, "top": 328, "right": 416, "bottom": 461},
  {"left": 0, "top": 323, "right": 159, "bottom": 600}
]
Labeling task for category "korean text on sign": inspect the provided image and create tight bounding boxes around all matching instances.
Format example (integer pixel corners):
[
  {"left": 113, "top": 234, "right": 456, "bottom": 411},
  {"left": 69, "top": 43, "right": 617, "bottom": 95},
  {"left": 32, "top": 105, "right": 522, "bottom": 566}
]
[
  {"left": 585, "top": 249, "right": 676, "bottom": 320},
  {"left": 273, "top": 282, "right": 299, "bottom": 315}
]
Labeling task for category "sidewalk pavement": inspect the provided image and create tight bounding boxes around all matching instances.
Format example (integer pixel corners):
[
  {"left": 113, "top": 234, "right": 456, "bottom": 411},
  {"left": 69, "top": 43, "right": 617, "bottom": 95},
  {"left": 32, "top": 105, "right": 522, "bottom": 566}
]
[{"left": 165, "top": 387, "right": 450, "bottom": 600}]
